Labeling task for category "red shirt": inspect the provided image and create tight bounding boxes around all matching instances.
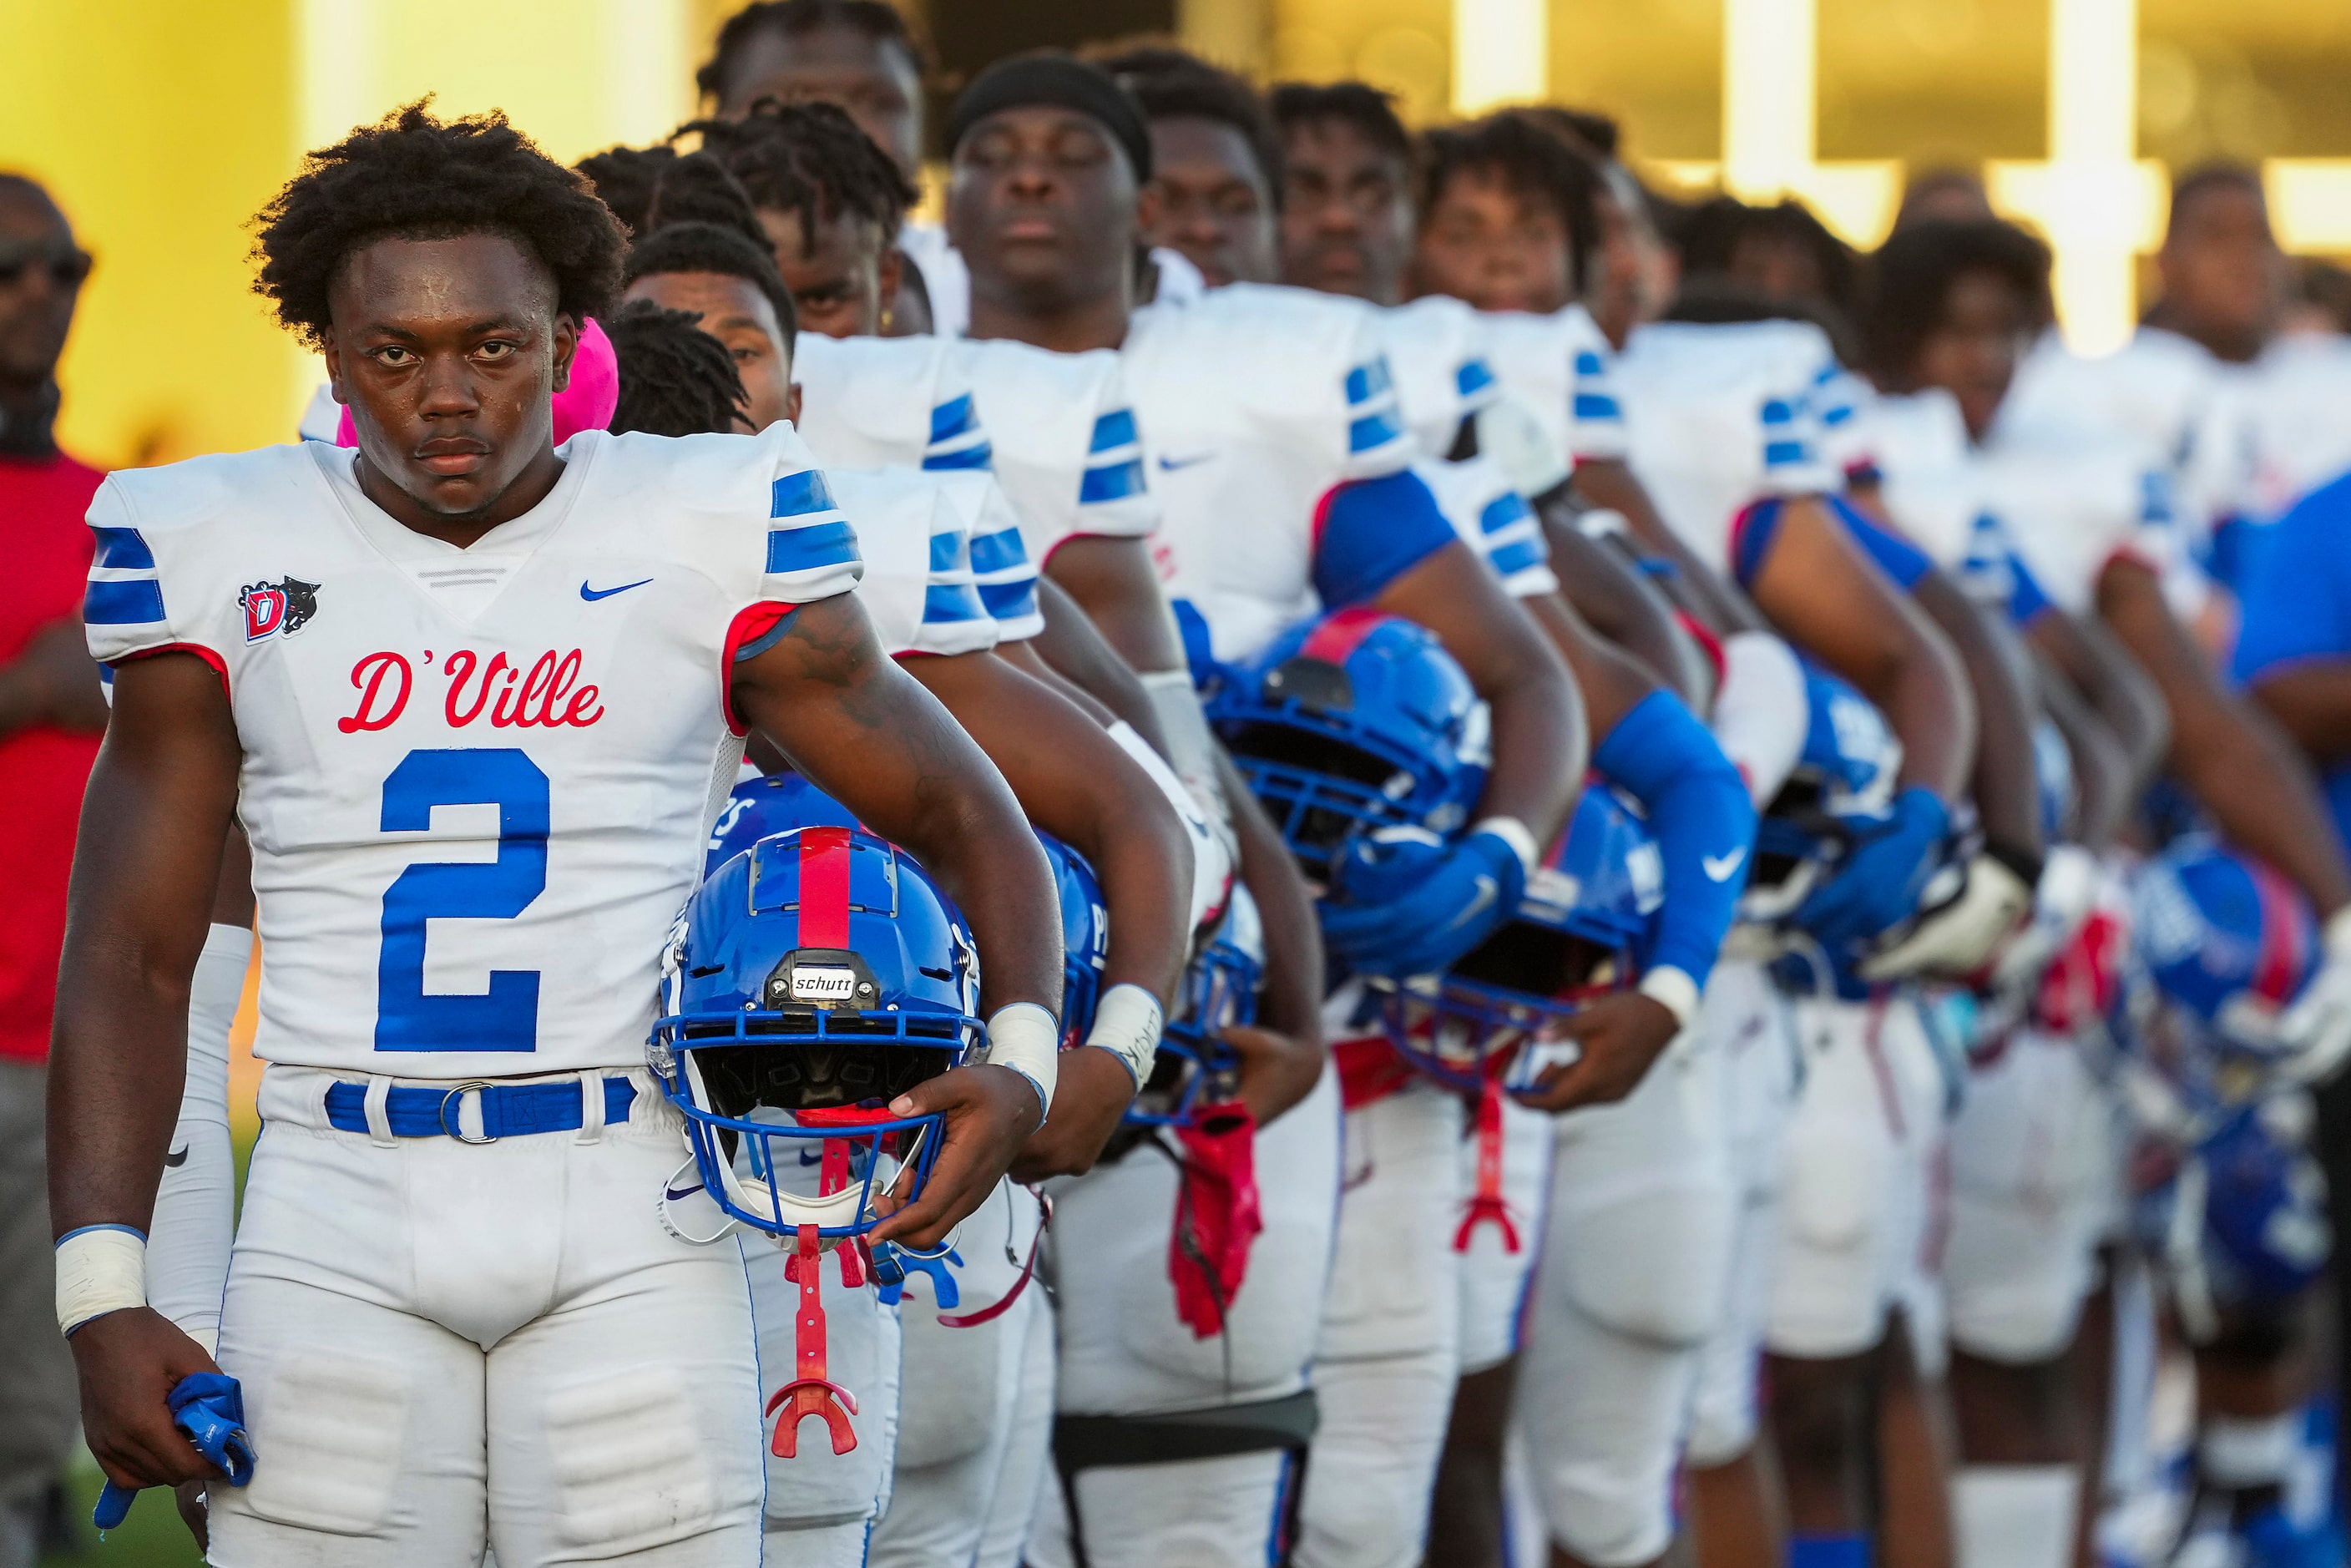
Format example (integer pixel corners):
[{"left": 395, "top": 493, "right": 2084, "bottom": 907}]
[{"left": 0, "top": 452, "right": 104, "bottom": 1062}]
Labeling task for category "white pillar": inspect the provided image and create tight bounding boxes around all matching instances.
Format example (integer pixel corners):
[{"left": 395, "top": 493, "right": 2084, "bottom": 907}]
[
  {"left": 1722, "top": 0, "right": 1815, "bottom": 200},
  {"left": 1452, "top": 0, "right": 1548, "bottom": 116},
  {"left": 2045, "top": 0, "right": 2141, "bottom": 353}
]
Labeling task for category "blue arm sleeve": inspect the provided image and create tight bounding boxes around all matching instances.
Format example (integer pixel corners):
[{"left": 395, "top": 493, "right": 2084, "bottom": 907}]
[
  {"left": 1828, "top": 495, "right": 1933, "bottom": 590},
  {"left": 2004, "top": 550, "right": 2052, "bottom": 627},
  {"left": 1590, "top": 689, "right": 1758, "bottom": 988},
  {"left": 1311, "top": 468, "right": 1462, "bottom": 609}
]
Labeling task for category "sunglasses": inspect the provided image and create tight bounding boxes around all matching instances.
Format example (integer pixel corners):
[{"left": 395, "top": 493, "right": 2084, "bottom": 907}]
[{"left": 0, "top": 240, "right": 94, "bottom": 289}]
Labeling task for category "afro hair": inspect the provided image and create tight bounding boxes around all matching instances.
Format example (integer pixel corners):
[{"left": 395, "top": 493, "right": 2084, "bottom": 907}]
[
  {"left": 255, "top": 103, "right": 626, "bottom": 348},
  {"left": 695, "top": 0, "right": 928, "bottom": 110},
  {"left": 1419, "top": 111, "right": 1602, "bottom": 291},
  {"left": 623, "top": 218, "right": 801, "bottom": 341},
  {"left": 1861, "top": 217, "right": 2051, "bottom": 381},
  {"left": 575, "top": 143, "right": 679, "bottom": 236},
  {"left": 1267, "top": 81, "right": 1412, "bottom": 165},
  {"left": 644, "top": 151, "right": 774, "bottom": 251},
  {"left": 684, "top": 99, "right": 918, "bottom": 251},
  {"left": 604, "top": 299, "right": 749, "bottom": 438}
]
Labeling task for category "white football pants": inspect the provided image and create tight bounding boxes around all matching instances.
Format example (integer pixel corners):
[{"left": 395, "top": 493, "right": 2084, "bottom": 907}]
[{"left": 210, "top": 1065, "right": 764, "bottom": 1568}]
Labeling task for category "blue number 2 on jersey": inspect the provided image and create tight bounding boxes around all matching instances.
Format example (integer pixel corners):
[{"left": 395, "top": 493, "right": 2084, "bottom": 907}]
[{"left": 376, "top": 748, "right": 550, "bottom": 1052}]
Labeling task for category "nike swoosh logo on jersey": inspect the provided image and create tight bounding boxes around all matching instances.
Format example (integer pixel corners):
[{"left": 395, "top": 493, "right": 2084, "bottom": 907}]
[
  {"left": 580, "top": 578, "right": 654, "bottom": 601},
  {"left": 1703, "top": 847, "right": 1749, "bottom": 883},
  {"left": 1155, "top": 453, "right": 1216, "bottom": 473},
  {"left": 164, "top": 1145, "right": 189, "bottom": 1168}
]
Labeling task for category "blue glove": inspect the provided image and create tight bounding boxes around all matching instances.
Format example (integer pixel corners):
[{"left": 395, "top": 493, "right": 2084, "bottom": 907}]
[
  {"left": 1320, "top": 825, "right": 1529, "bottom": 978},
  {"left": 94, "top": 1371, "right": 255, "bottom": 1530},
  {"left": 1792, "top": 786, "right": 1951, "bottom": 948}
]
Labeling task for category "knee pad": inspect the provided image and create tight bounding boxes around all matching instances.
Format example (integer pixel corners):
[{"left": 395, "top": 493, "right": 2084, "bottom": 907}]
[
  {"left": 543, "top": 1368, "right": 723, "bottom": 1551},
  {"left": 230, "top": 1350, "right": 412, "bottom": 1536},
  {"left": 1540, "top": 1454, "right": 1676, "bottom": 1568},
  {"left": 1943, "top": 1187, "right": 2093, "bottom": 1363},
  {"left": 1545, "top": 1178, "right": 1737, "bottom": 1348}
]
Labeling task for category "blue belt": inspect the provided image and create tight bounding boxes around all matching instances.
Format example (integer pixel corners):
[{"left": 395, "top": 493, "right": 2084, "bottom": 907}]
[{"left": 323, "top": 1077, "right": 639, "bottom": 1142}]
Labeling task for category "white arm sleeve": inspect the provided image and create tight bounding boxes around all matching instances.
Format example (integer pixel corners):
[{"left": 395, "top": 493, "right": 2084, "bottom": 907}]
[
  {"left": 145, "top": 923, "right": 251, "bottom": 1354},
  {"left": 1711, "top": 630, "right": 1811, "bottom": 807}
]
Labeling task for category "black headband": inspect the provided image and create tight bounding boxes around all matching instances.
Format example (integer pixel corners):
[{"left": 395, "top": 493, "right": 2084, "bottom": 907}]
[{"left": 947, "top": 53, "right": 1154, "bottom": 184}]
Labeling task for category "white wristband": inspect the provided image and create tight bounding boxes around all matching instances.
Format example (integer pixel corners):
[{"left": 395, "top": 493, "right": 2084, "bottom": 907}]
[
  {"left": 982, "top": 1003, "right": 1060, "bottom": 1122},
  {"left": 1637, "top": 965, "right": 1701, "bottom": 1030},
  {"left": 1473, "top": 815, "right": 1541, "bottom": 879},
  {"left": 57, "top": 1225, "right": 148, "bottom": 1337},
  {"left": 1085, "top": 984, "right": 1165, "bottom": 1089}
]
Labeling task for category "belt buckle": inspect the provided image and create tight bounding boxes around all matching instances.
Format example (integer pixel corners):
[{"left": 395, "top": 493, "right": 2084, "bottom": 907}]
[{"left": 437, "top": 1081, "right": 498, "bottom": 1145}]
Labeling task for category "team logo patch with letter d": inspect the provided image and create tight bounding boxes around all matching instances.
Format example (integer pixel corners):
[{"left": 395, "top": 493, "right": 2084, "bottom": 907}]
[{"left": 241, "top": 578, "right": 321, "bottom": 643}]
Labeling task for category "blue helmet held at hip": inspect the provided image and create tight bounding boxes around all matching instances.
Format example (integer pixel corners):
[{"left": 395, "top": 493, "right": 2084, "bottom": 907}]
[
  {"left": 1210, "top": 606, "right": 1489, "bottom": 882},
  {"left": 652, "top": 824, "right": 983, "bottom": 1241}
]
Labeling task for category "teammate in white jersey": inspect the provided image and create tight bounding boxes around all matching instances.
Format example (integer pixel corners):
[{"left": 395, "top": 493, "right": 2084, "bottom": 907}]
[
  {"left": 53, "top": 107, "right": 1065, "bottom": 1568},
  {"left": 688, "top": 0, "right": 957, "bottom": 335}
]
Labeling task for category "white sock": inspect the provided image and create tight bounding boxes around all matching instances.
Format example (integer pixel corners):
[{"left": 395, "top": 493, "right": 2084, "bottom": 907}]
[
  {"left": 1955, "top": 1464, "right": 2078, "bottom": 1568},
  {"left": 2200, "top": 1413, "right": 2298, "bottom": 1490}
]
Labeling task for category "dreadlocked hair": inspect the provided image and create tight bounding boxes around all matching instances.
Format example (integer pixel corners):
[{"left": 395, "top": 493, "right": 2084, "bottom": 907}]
[
  {"left": 255, "top": 102, "right": 625, "bottom": 348},
  {"left": 684, "top": 99, "right": 918, "bottom": 250},
  {"left": 1267, "top": 81, "right": 1410, "bottom": 164},
  {"left": 623, "top": 218, "right": 801, "bottom": 340},
  {"left": 1860, "top": 217, "right": 2051, "bottom": 382},
  {"left": 1089, "top": 43, "right": 1284, "bottom": 193},
  {"left": 604, "top": 300, "right": 748, "bottom": 438},
  {"left": 575, "top": 144, "right": 679, "bottom": 236},
  {"left": 645, "top": 152, "right": 773, "bottom": 250},
  {"left": 1418, "top": 111, "right": 1601, "bottom": 291},
  {"left": 695, "top": 0, "right": 928, "bottom": 108}
]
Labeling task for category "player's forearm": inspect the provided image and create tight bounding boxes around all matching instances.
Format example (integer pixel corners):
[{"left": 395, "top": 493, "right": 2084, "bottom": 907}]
[
  {"left": 1526, "top": 590, "right": 1659, "bottom": 741},
  {"left": 2031, "top": 608, "right": 2171, "bottom": 797},
  {"left": 1590, "top": 690, "right": 1757, "bottom": 991},
  {"left": 1025, "top": 575, "right": 1172, "bottom": 750},
  {"left": 1044, "top": 535, "right": 1188, "bottom": 676},
  {"left": 1540, "top": 515, "right": 1709, "bottom": 705},
  {"left": 1479, "top": 660, "right": 1587, "bottom": 850},
  {"left": 2102, "top": 560, "right": 2351, "bottom": 912},
  {"left": 2035, "top": 663, "right": 2133, "bottom": 848},
  {"left": 1572, "top": 458, "right": 1764, "bottom": 635},
  {"left": 1914, "top": 573, "right": 2044, "bottom": 867},
  {"left": 2247, "top": 664, "right": 2351, "bottom": 766}
]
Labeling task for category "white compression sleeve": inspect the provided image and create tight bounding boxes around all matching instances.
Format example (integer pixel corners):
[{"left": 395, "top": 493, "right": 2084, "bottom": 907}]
[
  {"left": 1711, "top": 631, "right": 1810, "bottom": 807},
  {"left": 145, "top": 923, "right": 252, "bottom": 1354},
  {"left": 1954, "top": 1466, "right": 2078, "bottom": 1568},
  {"left": 1139, "top": 670, "right": 1231, "bottom": 827}
]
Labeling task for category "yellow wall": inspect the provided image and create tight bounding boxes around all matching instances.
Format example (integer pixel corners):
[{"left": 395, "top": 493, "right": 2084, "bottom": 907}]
[
  {"left": 0, "top": 0, "right": 297, "bottom": 468},
  {"left": 0, "top": 0, "right": 724, "bottom": 472}
]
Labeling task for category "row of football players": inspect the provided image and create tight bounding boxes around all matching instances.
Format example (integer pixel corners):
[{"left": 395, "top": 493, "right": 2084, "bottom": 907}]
[{"left": 104, "top": 25, "right": 2351, "bottom": 1568}]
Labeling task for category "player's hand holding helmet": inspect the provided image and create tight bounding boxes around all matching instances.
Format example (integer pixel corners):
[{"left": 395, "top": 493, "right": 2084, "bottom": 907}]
[
  {"left": 1792, "top": 785, "right": 1953, "bottom": 949},
  {"left": 1128, "top": 887, "right": 1261, "bottom": 1131},
  {"left": 1007, "top": 832, "right": 1135, "bottom": 1182},
  {"left": 2131, "top": 836, "right": 2329, "bottom": 1084},
  {"left": 652, "top": 823, "right": 989, "bottom": 1248},
  {"left": 1376, "top": 786, "right": 1660, "bottom": 1101}
]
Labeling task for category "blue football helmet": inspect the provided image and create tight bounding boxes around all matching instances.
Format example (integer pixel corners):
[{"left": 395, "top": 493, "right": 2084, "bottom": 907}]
[
  {"left": 2137, "top": 1097, "right": 2333, "bottom": 1333},
  {"left": 706, "top": 770, "right": 860, "bottom": 877},
  {"left": 2131, "top": 836, "right": 2318, "bottom": 1065},
  {"left": 1377, "top": 786, "right": 1661, "bottom": 1091},
  {"left": 1742, "top": 662, "right": 1903, "bottom": 928},
  {"left": 653, "top": 824, "right": 983, "bottom": 1239},
  {"left": 1211, "top": 607, "right": 1489, "bottom": 881},
  {"left": 1039, "top": 831, "right": 1110, "bottom": 1050},
  {"left": 1129, "top": 887, "right": 1263, "bottom": 1127}
]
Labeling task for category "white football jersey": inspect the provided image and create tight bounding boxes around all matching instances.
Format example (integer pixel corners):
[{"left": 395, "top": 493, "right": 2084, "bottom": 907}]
[
  {"left": 1122, "top": 281, "right": 1417, "bottom": 661},
  {"left": 897, "top": 221, "right": 971, "bottom": 341},
  {"left": 1865, "top": 389, "right": 2175, "bottom": 617},
  {"left": 1614, "top": 319, "right": 1842, "bottom": 579},
  {"left": 84, "top": 428, "right": 862, "bottom": 1079},
  {"left": 926, "top": 466, "right": 1043, "bottom": 642},
  {"left": 1477, "top": 304, "right": 1631, "bottom": 473},
  {"left": 2221, "top": 334, "right": 2351, "bottom": 524},
  {"left": 953, "top": 337, "right": 1158, "bottom": 572},
  {"left": 1412, "top": 456, "right": 1557, "bottom": 599},
  {"left": 827, "top": 466, "right": 1001, "bottom": 659},
  {"left": 1374, "top": 296, "right": 1554, "bottom": 597},
  {"left": 790, "top": 333, "right": 993, "bottom": 474},
  {"left": 1375, "top": 295, "right": 1503, "bottom": 458}
]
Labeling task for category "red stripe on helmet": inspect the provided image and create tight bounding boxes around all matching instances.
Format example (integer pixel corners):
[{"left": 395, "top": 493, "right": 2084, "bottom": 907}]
[
  {"left": 2248, "top": 862, "right": 2309, "bottom": 1007},
  {"left": 798, "top": 825, "right": 854, "bottom": 949},
  {"left": 1297, "top": 605, "right": 1390, "bottom": 666}
]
